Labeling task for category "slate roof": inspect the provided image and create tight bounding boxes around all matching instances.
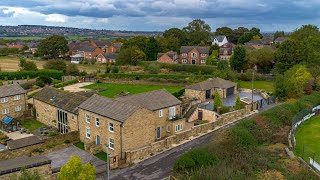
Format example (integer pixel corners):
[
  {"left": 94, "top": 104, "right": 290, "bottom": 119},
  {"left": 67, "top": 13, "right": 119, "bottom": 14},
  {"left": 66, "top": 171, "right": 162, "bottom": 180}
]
[
  {"left": 78, "top": 94, "right": 140, "bottom": 122},
  {"left": 115, "top": 89, "right": 182, "bottom": 111},
  {"left": 76, "top": 45, "right": 98, "bottom": 52},
  {"left": 0, "top": 155, "right": 51, "bottom": 175},
  {"left": 7, "top": 136, "right": 44, "bottom": 150},
  {"left": 157, "top": 51, "right": 178, "bottom": 60},
  {"left": 112, "top": 42, "right": 123, "bottom": 49},
  {"left": 0, "top": 84, "right": 26, "bottom": 98},
  {"left": 274, "top": 37, "right": 286, "bottom": 42},
  {"left": 93, "top": 40, "right": 112, "bottom": 47},
  {"left": 245, "top": 39, "right": 264, "bottom": 45},
  {"left": 33, "top": 87, "right": 89, "bottom": 114},
  {"left": 180, "top": 46, "right": 210, "bottom": 54},
  {"left": 214, "top": 36, "right": 226, "bottom": 42},
  {"left": 186, "top": 77, "right": 237, "bottom": 91},
  {"left": 101, "top": 53, "right": 118, "bottom": 59}
]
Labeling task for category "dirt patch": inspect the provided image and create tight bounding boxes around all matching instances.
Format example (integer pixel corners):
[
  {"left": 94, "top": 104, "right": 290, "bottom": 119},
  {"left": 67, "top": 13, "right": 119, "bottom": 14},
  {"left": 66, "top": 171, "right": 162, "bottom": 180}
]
[
  {"left": 63, "top": 82, "right": 94, "bottom": 92},
  {"left": 278, "top": 158, "right": 305, "bottom": 174},
  {"left": 257, "top": 170, "right": 285, "bottom": 180}
]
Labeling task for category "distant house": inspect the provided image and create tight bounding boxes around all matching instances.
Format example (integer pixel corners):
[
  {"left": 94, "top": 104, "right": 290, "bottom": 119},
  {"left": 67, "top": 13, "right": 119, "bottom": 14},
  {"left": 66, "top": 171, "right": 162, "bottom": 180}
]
[
  {"left": 212, "top": 36, "right": 228, "bottom": 46},
  {"left": 179, "top": 46, "right": 210, "bottom": 65},
  {"left": 157, "top": 51, "right": 179, "bottom": 64},
  {"left": 0, "top": 84, "right": 27, "bottom": 120},
  {"left": 96, "top": 53, "right": 118, "bottom": 64},
  {"left": 274, "top": 37, "right": 287, "bottom": 44},
  {"left": 70, "top": 54, "right": 85, "bottom": 64},
  {"left": 106, "top": 42, "right": 123, "bottom": 53},
  {"left": 185, "top": 77, "right": 237, "bottom": 101},
  {"left": 244, "top": 40, "right": 265, "bottom": 49},
  {"left": 33, "top": 87, "right": 90, "bottom": 134},
  {"left": 27, "top": 42, "right": 39, "bottom": 54},
  {"left": 219, "top": 43, "right": 236, "bottom": 60},
  {"left": 71, "top": 44, "right": 103, "bottom": 60},
  {"left": 6, "top": 42, "right": 24, "bottom": 49},
  {"left": 91, "top": 40, "right": 112, "bottom": 53}
]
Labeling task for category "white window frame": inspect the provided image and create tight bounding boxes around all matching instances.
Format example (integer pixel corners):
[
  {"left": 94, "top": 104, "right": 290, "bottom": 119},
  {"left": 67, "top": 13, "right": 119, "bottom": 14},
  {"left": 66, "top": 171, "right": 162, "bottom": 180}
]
[
  {"left": 201, "top": 59, "right": 206, "bottom": 63},
  {"left": 109, "top": 123, "right": 114, "bottom": 132},
  {"left": 14, "top": 95, "right": 21, "bottom": 101},
  {"left": 109, "top": 138, "right": 114, "bottom": 149},
  {"left": 182, "top": 53, "right": 187, "bottom": 57},
  {"left": 1, "top": 97, "right": 8, "bottom": 103},
  {"left": 182, "top": 59, "right": 187, "bottom": 63},
  {"left": 15, "top": 106, "right": 21, "bottom": 112},
  {"left": 95, "top": 117, "right": 100, "bottom": 127},
  {"left": 85, "top": 114, "right": 90, "bottom": 123},
  {"left": 175, "top": 124, "right": 183, "bottom": 132},
  {"left": 2, "top": 108, "right": 9, "bottom": 114},
  {"left": 201, "top": 53, "right": 206, "bottom": 57},
  {"left": 86, "top": 128, "right": 91, "bottom": 139},
  {"left": 159, "top": 109, "right": 163, "bottom": 117},
  {"left": 191, "top": 53, "right": 197, "bottom": 58}
]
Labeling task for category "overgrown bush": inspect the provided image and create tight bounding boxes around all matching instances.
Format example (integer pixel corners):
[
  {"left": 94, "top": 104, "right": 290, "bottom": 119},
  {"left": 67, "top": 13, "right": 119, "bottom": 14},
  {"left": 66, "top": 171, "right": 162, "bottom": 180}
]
[{"left": 0, "top": 69, "right": 63, "bottom": 80}]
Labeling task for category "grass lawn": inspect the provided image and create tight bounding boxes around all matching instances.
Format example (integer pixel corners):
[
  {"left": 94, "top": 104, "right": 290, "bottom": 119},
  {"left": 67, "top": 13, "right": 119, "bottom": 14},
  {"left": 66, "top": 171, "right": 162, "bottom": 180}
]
[
  {"left": 295, "top": 116, "right": 320, "bottom": 161},
  {"left": 237, "top": 80, "right": 274, "bottom": 92},
  {"left": 94, "top": 151, "right": 107, "bottom": 162},
  {"left": 20, "top": 120, "right": 45, "bottom": 131},
  {"left": 84, "top": 83, "right": 184, "bottom": 98},
  {"left": 0, "top": 56, "right": 45, "bottom": 71},
  {"left": 73, "top": 141, "right": 85, "bottom": 150}
]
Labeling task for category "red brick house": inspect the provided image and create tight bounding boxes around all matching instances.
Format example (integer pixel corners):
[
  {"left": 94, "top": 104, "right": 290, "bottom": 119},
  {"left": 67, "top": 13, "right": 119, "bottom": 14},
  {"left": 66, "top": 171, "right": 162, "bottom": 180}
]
[
  {"left": 219, "top": 43, "right": 236, "bottom": 60},
  {"left": 106, "top": 42, "right": 123, "bottom": 53},
  {"left": 91, "top": 41, "right": 112, "bottom": 53},
  {"left": 157, "top": 51, "right": 179, "bottom": 64},
  {"left": 179, "top": 46, "right": 210, "bottom": 65},
  {"left": 71, "top": 45, "right": 103, "bottom": 60}
]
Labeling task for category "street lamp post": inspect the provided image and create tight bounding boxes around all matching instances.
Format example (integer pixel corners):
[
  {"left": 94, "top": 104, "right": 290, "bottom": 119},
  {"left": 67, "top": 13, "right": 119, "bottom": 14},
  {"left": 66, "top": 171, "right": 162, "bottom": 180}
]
[
  {"left": 105, "top": 144, "right": 110, "bottom": 180},
  {"left": 251, "top": 69, "right": 255, "bottom": 111}
]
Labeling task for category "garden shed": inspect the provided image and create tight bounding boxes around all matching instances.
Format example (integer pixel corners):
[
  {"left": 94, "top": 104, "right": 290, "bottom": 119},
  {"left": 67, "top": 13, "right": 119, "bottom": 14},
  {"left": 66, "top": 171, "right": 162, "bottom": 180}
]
[{"left": 0, "top": 116, "right": 19, "bottom": 132}]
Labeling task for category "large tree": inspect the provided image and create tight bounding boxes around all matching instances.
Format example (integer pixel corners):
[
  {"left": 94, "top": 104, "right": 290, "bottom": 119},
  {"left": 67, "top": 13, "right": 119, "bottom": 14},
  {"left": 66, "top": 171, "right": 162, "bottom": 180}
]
[
  {"left": 182, "top": 19, "right": 211, "bottom": 45},
  {"left": 58, "top": 156, "right": 96, "bottom": 180},
  {"left": 245, "top": 47, "right": 275, "bottom": 73},
  {"left": 117, "top": 46, "right": 146, "bottom": 66},
  {"left": 43, "top": 59, "right": 67, "bottom": 73},
  {"left": 273, "top": 31, "right": 285, "bottom": 41},
  {"left": 145, "top": 37, "right": 160, "bottom": 61},
  {"left": 163, "top": 28, "right": 188, "bottom": 46},
  {"left": 37, "top": 35, "right": 68, "bottom": 59},
  {"left": 230, "top": 45, "right": 247, "bottom": 72}
]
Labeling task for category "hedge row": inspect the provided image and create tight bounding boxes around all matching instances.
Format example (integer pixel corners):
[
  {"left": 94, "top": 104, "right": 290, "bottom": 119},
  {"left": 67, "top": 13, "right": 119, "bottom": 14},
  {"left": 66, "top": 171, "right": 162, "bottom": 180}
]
[
  {"left": 100, "top": 73, "right": 212, "bottom": 83},
  {"left": 53, "top": 79, "right": 78, "bottom": 88},
  {"left": 0, "top": 70, "right": 64, "bottom": 80},
  {"left": 140, "top": 61, "right": 217, "bottom": 75}
]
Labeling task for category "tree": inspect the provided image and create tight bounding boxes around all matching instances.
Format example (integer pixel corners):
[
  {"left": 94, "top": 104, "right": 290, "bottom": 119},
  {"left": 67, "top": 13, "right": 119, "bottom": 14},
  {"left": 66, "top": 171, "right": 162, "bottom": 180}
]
[
  {"left": 214, "top": 92, "right": 223, "bottom": 111},
  {"left": 37, "top": 35, "right": 68, "bottom": 59},
  {"left": 275, "top": 65, "right": 312, "bottom": 98},
  {"left": 66, "top": 63, "right": 80, "bottom": 76},
  {"left": 19, "top": 57, "right": 38, "bottom": 71},
  {"left": 230, "top": 46, "right": 247, "bottom": 72},
  {"left": 145, "top": 37, "right": 160, "bottom": 61},
  {"left": 43, "top": 59, "right": 67, "bottom": 73},
  {"left": 182, "top": 19, "right": 211, "bottom": 45},
  {"left": 163, "top": 28, "right": 188, "bottom": 46},
  {"left": 245, "top": 47, "right": 275, "bottom": 73},
  {"left": 230, "top": 27, "right": 250, "bottom": 44},
  {"left": 273, "top": 31, "right": 285, "bottom": 41},
  {"left": 206, "top": 50, "right": 219, "bottom": 66},
  {"left": 157, "top": 36, "right": 181, "bottom": 53},
  {"left": 58, "top": 156, "right": 96, "bottom": 180},
  {"left": 250, "top": 27, "right": 263, "bottom": 39},
  {"left": 235, "top": 94, "right": 242, "bottom": 110},
  {"left": 215, "top": 27, "right": 233, "bottom": 37},
  {"left": 117, "top": 46, "right": 146, "bottom": 66},
  {"left": 237, "top": 33, "right": 253, "bottom": 44},
  {"left": 209, "top": 44, "right": 219, "bottom": 55},
  {"left": 217, "top": 60, "right": 230, "bottom": 71},
  {"left": 0, "top": 80, "right": 3, "bottom": 86}
]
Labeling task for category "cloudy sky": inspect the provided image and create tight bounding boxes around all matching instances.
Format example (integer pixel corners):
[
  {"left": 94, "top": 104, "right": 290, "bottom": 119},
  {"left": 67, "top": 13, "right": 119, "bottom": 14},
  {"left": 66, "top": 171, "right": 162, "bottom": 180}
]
[{"left": 0, "top": 0, "right": 319, "bottom": 32}]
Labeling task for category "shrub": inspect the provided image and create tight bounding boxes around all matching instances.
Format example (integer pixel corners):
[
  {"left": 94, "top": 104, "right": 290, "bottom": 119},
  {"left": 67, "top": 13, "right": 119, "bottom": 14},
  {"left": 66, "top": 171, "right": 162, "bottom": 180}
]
[
  {"left": 230, "top": 120, "right": 258, "bottom": 149},
  {"left": 0, "top": 69, "right": 63, "bottom": 80},
  {"left": 43, "top": 59, "right": 67, "bottom": 72},
  {"left": 173, "top": 148, "right": 217, "bottom": 172},
  {"left": 105, "top": 66, "right": 111, "bottom": 74},
  {"left": 64, "top": 140, "right": 71, "bottom": 144},
  {"left": 145, "top": 63, "right": 160, "bottom": 74},
  {"left": 111, "top": 66, "right": 119, "bottom": 73}
]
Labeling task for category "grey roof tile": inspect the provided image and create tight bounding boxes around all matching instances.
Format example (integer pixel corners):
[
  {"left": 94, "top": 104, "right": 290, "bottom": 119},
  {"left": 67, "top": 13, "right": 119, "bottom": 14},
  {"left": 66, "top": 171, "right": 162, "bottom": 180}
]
[
  {"left": 186, "top": 77, "right": 237, "bottom": 90},
  {"left": 0, "top": 84, "right": 26, "bottom": 98}
]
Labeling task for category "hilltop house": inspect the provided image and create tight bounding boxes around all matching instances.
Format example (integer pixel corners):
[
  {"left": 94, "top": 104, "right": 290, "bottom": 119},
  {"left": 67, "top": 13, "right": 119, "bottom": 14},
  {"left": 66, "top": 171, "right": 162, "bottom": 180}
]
[
  {"left": 157, "top": 51, "right": 179, "bottom": 64},
  {"left": 212, "top": 36, "right": 228, "bottom": 46},
  {"left": 185, "top": 77, "right": 237, "bottom": 101},
  {"left": 180, "top": 46, "right": 210, "bottom": 65},
  {"left": 91, "top": 40, "right": 112, "bottom": 53},
  {"left": 96, "top": 53, "right": 118, "bottom": 64},
  {"left": 33, "top": 87, "right": 90, "bottom": 133},
  {"left": 78, "top": 90, "right": 184, "bottom": 168},
  {"left": 219, "top": 43, "right": 235, "bottom": 60},
  {"left": 0, "top": 84, "right": 27, "bottom": 120},
  {"left": 274, "top": 37, "right": 287, "bottom": 44}
]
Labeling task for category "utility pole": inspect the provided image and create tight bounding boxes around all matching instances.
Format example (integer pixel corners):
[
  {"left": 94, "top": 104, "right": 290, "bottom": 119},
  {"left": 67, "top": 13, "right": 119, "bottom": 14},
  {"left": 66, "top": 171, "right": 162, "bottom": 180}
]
[
  {"left": 105, "top": 144, "right": 110, "bottom": 180},
  {"left": 251, "top": 70, "right": 254, "bottom": 111}
]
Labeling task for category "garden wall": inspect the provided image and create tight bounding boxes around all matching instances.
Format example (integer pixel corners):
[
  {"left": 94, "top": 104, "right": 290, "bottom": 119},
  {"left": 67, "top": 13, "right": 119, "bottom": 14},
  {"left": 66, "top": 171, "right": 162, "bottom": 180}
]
[{"left": 0, "top": 131, "right": 79, "bottom": 160}]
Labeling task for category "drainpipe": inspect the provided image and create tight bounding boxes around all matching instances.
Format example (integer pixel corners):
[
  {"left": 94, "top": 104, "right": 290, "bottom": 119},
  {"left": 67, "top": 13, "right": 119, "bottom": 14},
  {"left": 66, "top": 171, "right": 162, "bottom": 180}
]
[{"left": 120, "top": 123, "right": 123, "bottom": 160}]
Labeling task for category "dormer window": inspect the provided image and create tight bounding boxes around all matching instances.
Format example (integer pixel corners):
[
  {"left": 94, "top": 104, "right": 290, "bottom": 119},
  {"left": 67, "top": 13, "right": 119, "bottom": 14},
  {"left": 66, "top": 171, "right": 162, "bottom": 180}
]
[{"left": 201, "top": 54, "right": 206, "bottom": 57}]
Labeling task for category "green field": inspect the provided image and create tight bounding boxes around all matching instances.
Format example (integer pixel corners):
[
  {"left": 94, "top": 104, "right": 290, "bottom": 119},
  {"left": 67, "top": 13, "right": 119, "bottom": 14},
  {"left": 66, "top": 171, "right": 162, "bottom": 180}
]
[
  {"left": 295, "top": 116, "right": 320, "bottom": 161},
  {"left": 237, "top": 80, "right": 274, "bottom": 92},
  {"left": 84, "top": 83, "right": 184, "bottom": 98},
  {"left": 0, "top": 36, "right": 45, "bottom": 40}
]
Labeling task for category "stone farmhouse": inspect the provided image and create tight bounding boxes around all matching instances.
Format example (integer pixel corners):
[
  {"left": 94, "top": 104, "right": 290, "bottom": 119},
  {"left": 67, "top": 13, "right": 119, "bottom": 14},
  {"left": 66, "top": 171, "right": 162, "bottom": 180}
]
[
  {"left": 78, "top": 90, "right": 184, "bottom": 168},
  {"left": 185, "top": 77, "right": 237, "bottom": 101},
  {"left": 33, "top": 87, "right": 89, "bottom": 134},
  {"left": 157, "top": 51, "right": 179, "bottom": 64},
  {"left": 211, "top": 35, "right": 228, "bottom": 46},
  {"left": 0, "top": 84, "right": 27, "bottom": 120},
  {"left": 180, "top": 46, "right": 210, "bottom": 65},
  {"left": 96, "top": 53, "right": 118, "bottom": 64}
]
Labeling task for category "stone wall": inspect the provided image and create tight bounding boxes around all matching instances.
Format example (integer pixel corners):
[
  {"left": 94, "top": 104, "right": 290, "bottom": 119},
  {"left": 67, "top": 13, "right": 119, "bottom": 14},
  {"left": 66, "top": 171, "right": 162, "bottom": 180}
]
[
  {"left": 0, "top": 93, "right": 27, "bottom": 120},
  {"left": 0, "top": 163, "right": 52, "bottom": 180}
]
